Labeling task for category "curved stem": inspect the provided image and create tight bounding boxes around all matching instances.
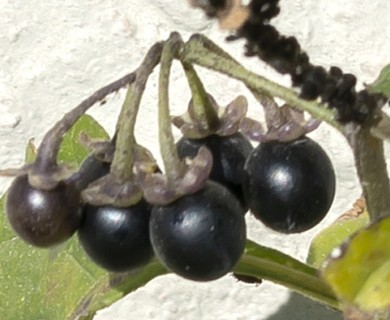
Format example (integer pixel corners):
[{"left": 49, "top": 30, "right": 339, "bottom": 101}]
[
  {"left": 235, "top": 240, "right": 340, "bottom": 310},
  {"left": 110, "top": 42, "right": 163, "bottom": 180},
  {"left": 179, "top": 34, "right": 343, "bottom": 133},
  {"left": 158, "top": 32, "right": 185, "bottom": 183},
  {"left": 35, "top": 72, "right": 137, "bottom": 172},
  {"left": 181, "top": 62, "right": 220, "bottom": 130}
]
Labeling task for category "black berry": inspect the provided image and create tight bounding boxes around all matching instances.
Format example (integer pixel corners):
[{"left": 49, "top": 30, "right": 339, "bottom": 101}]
[
  {"left": 6, "top": 174, "right": 81, "bottom": 247},
  {"left": 149, "top": 181, "right": 246, "bottom": 281},
  {"left": 78, "top": 200, "right": 153, "bottom": 273},
  {"left": 243, "top": 136, "right": 336, "bottom": 233}
]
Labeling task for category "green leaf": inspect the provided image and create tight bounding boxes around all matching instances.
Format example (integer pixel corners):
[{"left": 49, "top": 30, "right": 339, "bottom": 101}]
[
  {"left": 57, "top": 114, "right": 110, "bottom": 167},
  {"left": 0, "top": 115, "right": 167, "bottom": 319},
  {"left": 367, "top": 64, "right": 390, "bottom": 98},
  {"left": 322, "top": 216, "right": 390, "bottom": 313},
  {"left": 307, "top": 211, "right": 369, "bottom": 268}
]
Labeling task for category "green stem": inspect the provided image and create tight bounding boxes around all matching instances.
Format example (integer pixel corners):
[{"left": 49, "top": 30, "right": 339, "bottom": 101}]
[
  {"left": 110, "top": 42, "right": 163, "bottom": 180},
  {"left": 158, "top": 32, "right": 185, "bottom": 183},
  {"left": 181, "top": 62, "right": 220, "bottom": 131},
  {"left": 180, "top": 34, "right": 343, "bottom": 133},
  {"left": 346, "top": 125, "right": 390, "bottom": 221},
  {"left": 235, "top": 240, "right": 340, "bottom": 310}
]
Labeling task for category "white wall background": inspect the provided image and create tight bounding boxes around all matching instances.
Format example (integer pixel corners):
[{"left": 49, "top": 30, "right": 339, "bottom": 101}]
[{"left": 0, "top": 1, "right": 389, "bottom": 319}]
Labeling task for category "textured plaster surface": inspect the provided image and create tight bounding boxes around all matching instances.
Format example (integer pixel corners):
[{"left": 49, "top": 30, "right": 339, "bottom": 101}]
[{"left": 0, "top": 1, "right": 389, "bottom": 319}]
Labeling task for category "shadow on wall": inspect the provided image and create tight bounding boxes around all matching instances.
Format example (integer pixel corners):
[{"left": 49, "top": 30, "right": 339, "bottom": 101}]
[{"left": 266, "top": 292, "right": 342, "bottom": 320}]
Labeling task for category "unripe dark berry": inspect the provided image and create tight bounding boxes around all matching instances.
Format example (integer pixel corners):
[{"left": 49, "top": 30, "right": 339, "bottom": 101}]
[{"left": 6, "top": 174, "right": 81, "bottom": 247}]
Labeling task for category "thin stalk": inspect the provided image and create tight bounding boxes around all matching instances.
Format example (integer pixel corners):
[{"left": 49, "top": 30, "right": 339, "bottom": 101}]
[
  {"left": 346, "top": 125, "right": 390, "bottom": 221},
  {"left": 235, "top": 240, "right": 340, "bottom": 310},
  {"left": 179, "top": 34, "right": 343, "bottom": 133},
  {"left": 181, "top": 62, "right": 220, "bottom": 130},
  {"left": 110, "top": 42, "right": 163, "bottom": 180},
  {"left": 34, "top": 72, "right": 136, "bottom": 172},
  {"left": 158, "top": 32, "right": 185, "bottom": 183}
]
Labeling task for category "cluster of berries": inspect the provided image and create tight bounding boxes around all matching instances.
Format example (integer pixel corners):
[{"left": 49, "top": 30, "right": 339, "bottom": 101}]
[
  {"left": 3, "top": 102, "right": 335, "bottom": 282},
  {"left": 2, "top": 33, "right": 336, "bottom": 283}
]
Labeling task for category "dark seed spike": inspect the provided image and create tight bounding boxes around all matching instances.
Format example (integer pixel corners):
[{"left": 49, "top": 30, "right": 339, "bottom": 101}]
[{"left": 221, "top": 0, "right": 383, "bottom": 123}]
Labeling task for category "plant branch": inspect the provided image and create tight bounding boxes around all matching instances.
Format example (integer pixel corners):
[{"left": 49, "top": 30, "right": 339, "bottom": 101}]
[
  {"left": 110, "top": 42, "right": 163, "bottom": 180},
  {"left": 35, "top": 73, "right": 137, "bottom": 173},
  {"left": 235, "top": 240, "right": 340, "bottom": 310},
  {"left": 179, "top": 34, "right": 343, "bottom": 133},
  {"left": 345, "top": 124, "right": 390, "bottom": 221}
]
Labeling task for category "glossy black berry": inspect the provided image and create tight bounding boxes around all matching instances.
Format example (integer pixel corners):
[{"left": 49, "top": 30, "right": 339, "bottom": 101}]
[
  {"left": 5, "top": 174, "right": 81, "bottom": 247},
  {"left": 149, "top": 181, "right": 246, "bottom": 281},
  {"left": 78, "top": 200, "right": 153, "bottom": 273},
  {"left": 243, "top": 136, "right": 336, "bottom": 233},
  {"left": 176, "top": 133, "right": 253, "bottom": 209}
]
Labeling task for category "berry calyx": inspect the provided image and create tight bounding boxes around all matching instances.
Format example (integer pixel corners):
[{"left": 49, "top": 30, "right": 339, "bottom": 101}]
[{"left": 176, "top": 133, "right": 253, "bottom": 208}]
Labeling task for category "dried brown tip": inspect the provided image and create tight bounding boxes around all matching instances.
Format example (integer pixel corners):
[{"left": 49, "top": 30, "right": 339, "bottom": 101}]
[
  {"left": 335, "top": 196, "right": 366, "bottom": 223},
  {"left": 189, "top": 0, "right": 249, "bottom": 30}
]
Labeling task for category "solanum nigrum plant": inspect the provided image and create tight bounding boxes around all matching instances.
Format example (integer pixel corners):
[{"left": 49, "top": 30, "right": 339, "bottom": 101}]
[{"left": 2, "top": 1, "right": 390, "bottom": 318}]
